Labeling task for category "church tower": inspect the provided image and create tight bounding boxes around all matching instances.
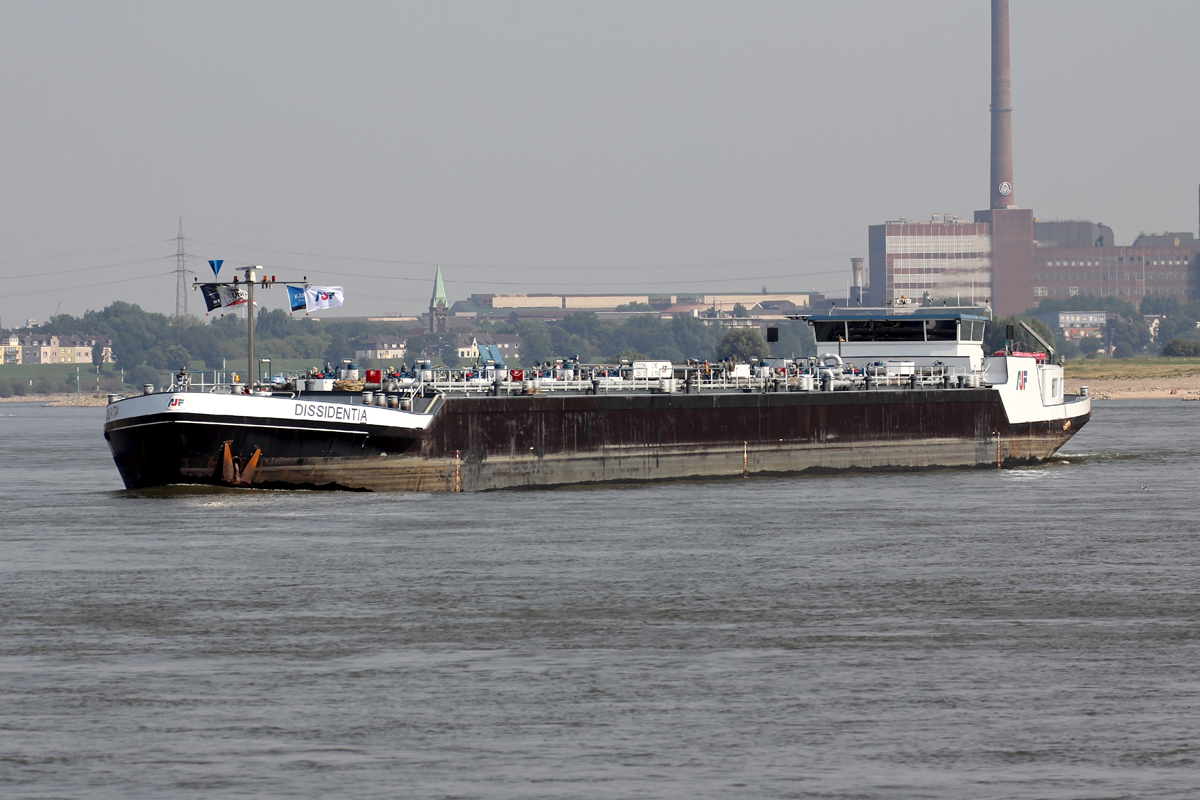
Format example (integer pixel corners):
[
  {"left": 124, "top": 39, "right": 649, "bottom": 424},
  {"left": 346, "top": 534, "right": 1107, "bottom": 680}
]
[{"left": 429, "top": 262, "right": 448, "bottom": 333}]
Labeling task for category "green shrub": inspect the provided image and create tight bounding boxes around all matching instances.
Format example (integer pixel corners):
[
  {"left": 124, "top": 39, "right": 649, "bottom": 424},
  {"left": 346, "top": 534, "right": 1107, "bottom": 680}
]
[
  {"left": 717, "top": 327, "right": 770, "bottom": 361},
  {"left": 1161, "top": 338, "right": 1200, "bottom": 357}
]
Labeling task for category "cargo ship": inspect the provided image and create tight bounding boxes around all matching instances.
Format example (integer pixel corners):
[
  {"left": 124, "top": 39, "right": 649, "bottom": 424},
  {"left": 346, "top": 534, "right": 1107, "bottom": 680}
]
[{"left": 103, "top": 303, "right": 1091, "bottom": 492}]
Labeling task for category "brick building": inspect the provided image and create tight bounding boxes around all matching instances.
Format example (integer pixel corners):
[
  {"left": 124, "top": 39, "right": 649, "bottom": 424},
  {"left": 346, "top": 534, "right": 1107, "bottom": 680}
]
[
  {"left": 867, "top": 216, "right": 1200, "bottom": 315},
  {"left": 1030, "top": 228, "right": 1199, "bottom": 304}
]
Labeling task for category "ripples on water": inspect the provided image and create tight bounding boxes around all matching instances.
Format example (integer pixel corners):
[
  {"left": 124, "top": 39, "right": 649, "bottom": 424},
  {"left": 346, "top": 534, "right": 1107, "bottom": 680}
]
[{"left": 2, "top": 401, "right": 1199, "bottom": 799}]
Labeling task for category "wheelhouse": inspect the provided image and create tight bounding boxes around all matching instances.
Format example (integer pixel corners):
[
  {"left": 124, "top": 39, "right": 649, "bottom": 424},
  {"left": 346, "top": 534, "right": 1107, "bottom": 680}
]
[{"left": 803, "top": 308, "right": 990, "bottom": 371}]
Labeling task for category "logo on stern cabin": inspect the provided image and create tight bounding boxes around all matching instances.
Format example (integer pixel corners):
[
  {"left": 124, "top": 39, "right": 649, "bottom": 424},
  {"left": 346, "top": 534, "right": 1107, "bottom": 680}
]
[
  {"left": 166, "top": 396, "right": 189, "bottom": 411},
  {"left": 1015, "top": 370, "right": 1028, "bottom": 391}
]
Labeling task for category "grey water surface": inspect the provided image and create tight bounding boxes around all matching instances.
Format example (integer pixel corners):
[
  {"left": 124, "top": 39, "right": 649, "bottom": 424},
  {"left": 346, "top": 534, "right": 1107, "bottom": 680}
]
[{"left": 1, "top": 400, "right": 1199, "bottom": 799}]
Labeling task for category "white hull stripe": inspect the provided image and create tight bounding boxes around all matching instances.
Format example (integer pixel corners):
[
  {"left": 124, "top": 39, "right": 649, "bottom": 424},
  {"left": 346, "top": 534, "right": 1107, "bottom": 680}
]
[{"left": 108, "top": 418, "right": 374, "bottom": 436}]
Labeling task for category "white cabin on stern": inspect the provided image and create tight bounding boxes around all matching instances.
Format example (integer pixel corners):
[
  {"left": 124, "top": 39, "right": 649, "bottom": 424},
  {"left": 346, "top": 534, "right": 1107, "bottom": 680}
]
[
  {"left": 805, "top": 308, "right": 991, "bottom": 372},
  {"left": 802, "top": 306, "right": 1090, "bottom": 427}
]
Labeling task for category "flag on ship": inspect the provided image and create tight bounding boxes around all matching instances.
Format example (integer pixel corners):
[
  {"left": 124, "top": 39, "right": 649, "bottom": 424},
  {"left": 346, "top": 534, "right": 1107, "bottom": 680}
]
[
  {"left": 200, "top": 284, "right": 223, "bottom": 313},
  {"left": 286, "top": 285, "right": 307, "bottom": 314},
  {"left": 305, "top": 286, "right": 344, "bottom": 311},
  {"left": 220, "top": 285, "right": 249, "bottom": 308},
  {"left": 200, "top": 284, "right": 249, "bottom": 315}
]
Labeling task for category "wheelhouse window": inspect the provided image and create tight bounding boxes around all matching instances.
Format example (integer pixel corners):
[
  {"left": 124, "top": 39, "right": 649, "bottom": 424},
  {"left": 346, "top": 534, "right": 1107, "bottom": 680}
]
[
  {"left": 845, "top": 320, "right": 925, "bottom": 342},
  {"left": 962, "top": 320, "right": 985, "bottom": 342},
  {"left": 924, "top": 319, "right": 958, "bottom": 341},
  {"left": 812, "top": 321, "right": 846, "bottom": 342}
]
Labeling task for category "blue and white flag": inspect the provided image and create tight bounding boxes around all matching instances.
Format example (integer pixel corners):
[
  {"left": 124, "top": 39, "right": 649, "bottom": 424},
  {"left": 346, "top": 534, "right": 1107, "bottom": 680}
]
[
  {"left": 286, "top": 285, "right": 307, "bottom": 314},
  {"left": 208, "top": 259, "right": 223, "bottom": 278},
  {"left": 305, "top": 286, "right": 344, "bottom": 311}
]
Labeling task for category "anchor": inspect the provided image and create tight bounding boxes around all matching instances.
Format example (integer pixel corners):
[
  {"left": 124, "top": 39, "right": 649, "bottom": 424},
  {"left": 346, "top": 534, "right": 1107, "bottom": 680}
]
[{"left": 220, "top": 441, "right": 261, "bottom": 487}]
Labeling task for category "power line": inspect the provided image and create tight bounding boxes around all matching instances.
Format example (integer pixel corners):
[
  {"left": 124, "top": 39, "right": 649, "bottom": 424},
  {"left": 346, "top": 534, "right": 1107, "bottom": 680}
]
[
  {"left": 6, "top": 272, "right": 176, "bottom": 299},
  {"left": 1, "top": 256, "right": 167, "bottom": 281},
  {"left": 281, "top": 266, "right": 851, "bottom": 287},
  {"left": 0, "top": 240, "right": 168, "bottom": 265},
  {"left": 192, "top": 239, "right": 859, "bottom": 272}
]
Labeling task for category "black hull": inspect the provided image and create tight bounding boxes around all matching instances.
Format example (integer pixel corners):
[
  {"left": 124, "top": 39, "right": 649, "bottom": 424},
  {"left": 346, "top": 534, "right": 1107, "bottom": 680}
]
[
  {"left": 104, "top": 388, "right": 1090, "bottom": 492},
  {"left": 104, "top": 410, "right": 422, "bottom": 490}
]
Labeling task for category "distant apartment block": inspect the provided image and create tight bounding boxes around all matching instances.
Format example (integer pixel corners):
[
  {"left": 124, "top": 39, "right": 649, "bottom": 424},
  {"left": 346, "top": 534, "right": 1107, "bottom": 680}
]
[
  {"left": 1056, "top": 311, "right": 1107, "bottom": 340},
  {"left": 16, "top": 334, "right": 112, "bottom": 365},
  {"left": 1, "top": 330, "right": 20, "bottom": 364},
  {"left": 355, "top": 335, "right": 407, "bottom": 361}
]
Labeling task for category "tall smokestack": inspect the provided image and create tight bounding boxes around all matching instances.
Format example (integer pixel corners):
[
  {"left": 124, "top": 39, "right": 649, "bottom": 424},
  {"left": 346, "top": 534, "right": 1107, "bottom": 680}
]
[{"left": 990, "top": 0, "right": 1015, "bottom": 209}]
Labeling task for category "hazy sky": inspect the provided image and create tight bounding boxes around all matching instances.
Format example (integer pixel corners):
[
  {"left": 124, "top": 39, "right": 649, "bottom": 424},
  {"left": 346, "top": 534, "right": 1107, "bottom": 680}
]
[{"left": 2, "top": 0, "right": 1198, "bottom": 324}]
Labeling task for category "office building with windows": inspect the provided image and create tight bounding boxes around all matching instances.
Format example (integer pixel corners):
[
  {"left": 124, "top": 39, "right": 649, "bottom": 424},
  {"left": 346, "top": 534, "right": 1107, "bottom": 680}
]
[{"left": 868, "top": 217, "right": 993, "bottom": 307}]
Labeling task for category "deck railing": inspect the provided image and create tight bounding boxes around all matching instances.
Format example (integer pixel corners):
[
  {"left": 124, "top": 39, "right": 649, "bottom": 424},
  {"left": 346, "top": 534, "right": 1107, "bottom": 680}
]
[{"left": 163, "top": 362, "right": 987, "bottom": 397}]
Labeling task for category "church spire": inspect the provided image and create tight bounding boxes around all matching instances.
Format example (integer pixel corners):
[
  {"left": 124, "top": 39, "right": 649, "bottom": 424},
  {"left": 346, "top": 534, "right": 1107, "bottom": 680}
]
[
  {"left": 429, "top": 261, "right": 448, "bottom": 333},
  {"left": 431, "top": 261, "right": 446, "bottom": 308}
]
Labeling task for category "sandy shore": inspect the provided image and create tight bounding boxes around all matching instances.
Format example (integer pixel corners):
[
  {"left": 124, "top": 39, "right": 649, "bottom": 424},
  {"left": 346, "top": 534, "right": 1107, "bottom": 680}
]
[
  {"left": 1065, "top": 377, "right": 1200, "bottom": 401},
  {"left": 0, "top": 393, "right": 110, "bottom": 407}
]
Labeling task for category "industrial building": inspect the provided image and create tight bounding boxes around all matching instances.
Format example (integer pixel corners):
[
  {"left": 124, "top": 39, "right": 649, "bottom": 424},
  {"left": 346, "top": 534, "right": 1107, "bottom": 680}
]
[
  {"left": 868, "top": 217, "right": 993, "bottom": 307},
  {"left": 451, "top": 291, "right": 822, "bottom": 321},
  {"left": 1031, "top": 227, "right": 1199, "bottom": 301},
  {"left": 869, "top": 215, "right": 1200, "bottom": 310},
  {"left": 867, "top": 0, "right": 1200, "bottom": 316}
]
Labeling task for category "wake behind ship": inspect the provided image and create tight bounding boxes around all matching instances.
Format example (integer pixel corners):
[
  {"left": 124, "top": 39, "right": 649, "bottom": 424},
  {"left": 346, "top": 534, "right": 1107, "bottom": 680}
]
[{"left": 103, "top": 306, "right": 1090, "bottom": 492}]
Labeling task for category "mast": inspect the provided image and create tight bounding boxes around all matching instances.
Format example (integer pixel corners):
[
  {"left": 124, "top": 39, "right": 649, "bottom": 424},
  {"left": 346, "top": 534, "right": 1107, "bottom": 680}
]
[{"left": 247, "top": 266, "right": 255, "bottom": 391}]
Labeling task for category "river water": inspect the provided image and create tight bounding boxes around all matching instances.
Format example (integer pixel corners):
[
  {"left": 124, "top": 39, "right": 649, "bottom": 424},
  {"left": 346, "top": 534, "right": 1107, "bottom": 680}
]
[{"left": 1, "top": 400, "right": 1199, "bottom": 799}]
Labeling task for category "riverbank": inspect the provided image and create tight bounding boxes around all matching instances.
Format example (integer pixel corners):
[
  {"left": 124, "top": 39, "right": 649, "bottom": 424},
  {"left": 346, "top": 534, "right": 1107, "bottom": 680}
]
[
  {"left": 1065, "top": 377, "right": 1200, "bottom": 400},
  {"left": 1063, "top": 356, "right": 1200, "bottom": 399},
  {"left": 0, "top": 394, "right": 109, "bottom": 407}
]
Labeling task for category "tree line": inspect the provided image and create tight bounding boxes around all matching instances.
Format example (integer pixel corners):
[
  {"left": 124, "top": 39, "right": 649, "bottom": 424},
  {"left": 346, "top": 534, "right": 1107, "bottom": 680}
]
[
  {"left": 1017, "top": 296, "right": 1156, "bottom": 358},
  {"left": 2, "top": 303, "right": 819, "bottom": 394},
  {"left": 8, "top": 290, "right": 1181, "bottom": 398}
]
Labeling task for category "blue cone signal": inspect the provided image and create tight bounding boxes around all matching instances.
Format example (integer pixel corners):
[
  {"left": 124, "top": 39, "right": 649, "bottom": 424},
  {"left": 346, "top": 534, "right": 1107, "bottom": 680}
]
[{"left": 208, "top": 259, "right": 223, "bottom": 278}]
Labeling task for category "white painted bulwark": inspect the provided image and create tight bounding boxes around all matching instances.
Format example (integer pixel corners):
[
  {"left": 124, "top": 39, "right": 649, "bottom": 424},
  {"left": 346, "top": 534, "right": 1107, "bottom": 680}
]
[
  {"left": 986, "top": 356, "right": 1089, "bottom": 425},
  {"left": 106, "top": 392, "right": 434, "bottom": 432}
]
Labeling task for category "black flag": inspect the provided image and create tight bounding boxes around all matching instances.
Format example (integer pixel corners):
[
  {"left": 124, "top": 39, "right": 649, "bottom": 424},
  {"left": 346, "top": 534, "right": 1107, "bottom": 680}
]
[{"left": 200, "top": 284, "right": 223, "bottom": 313}]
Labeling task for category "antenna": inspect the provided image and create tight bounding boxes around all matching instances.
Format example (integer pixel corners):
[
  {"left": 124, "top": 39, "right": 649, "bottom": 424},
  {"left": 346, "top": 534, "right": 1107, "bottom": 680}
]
[{"left": 175, "top": 217, "right": 187, "bottom": 318}]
